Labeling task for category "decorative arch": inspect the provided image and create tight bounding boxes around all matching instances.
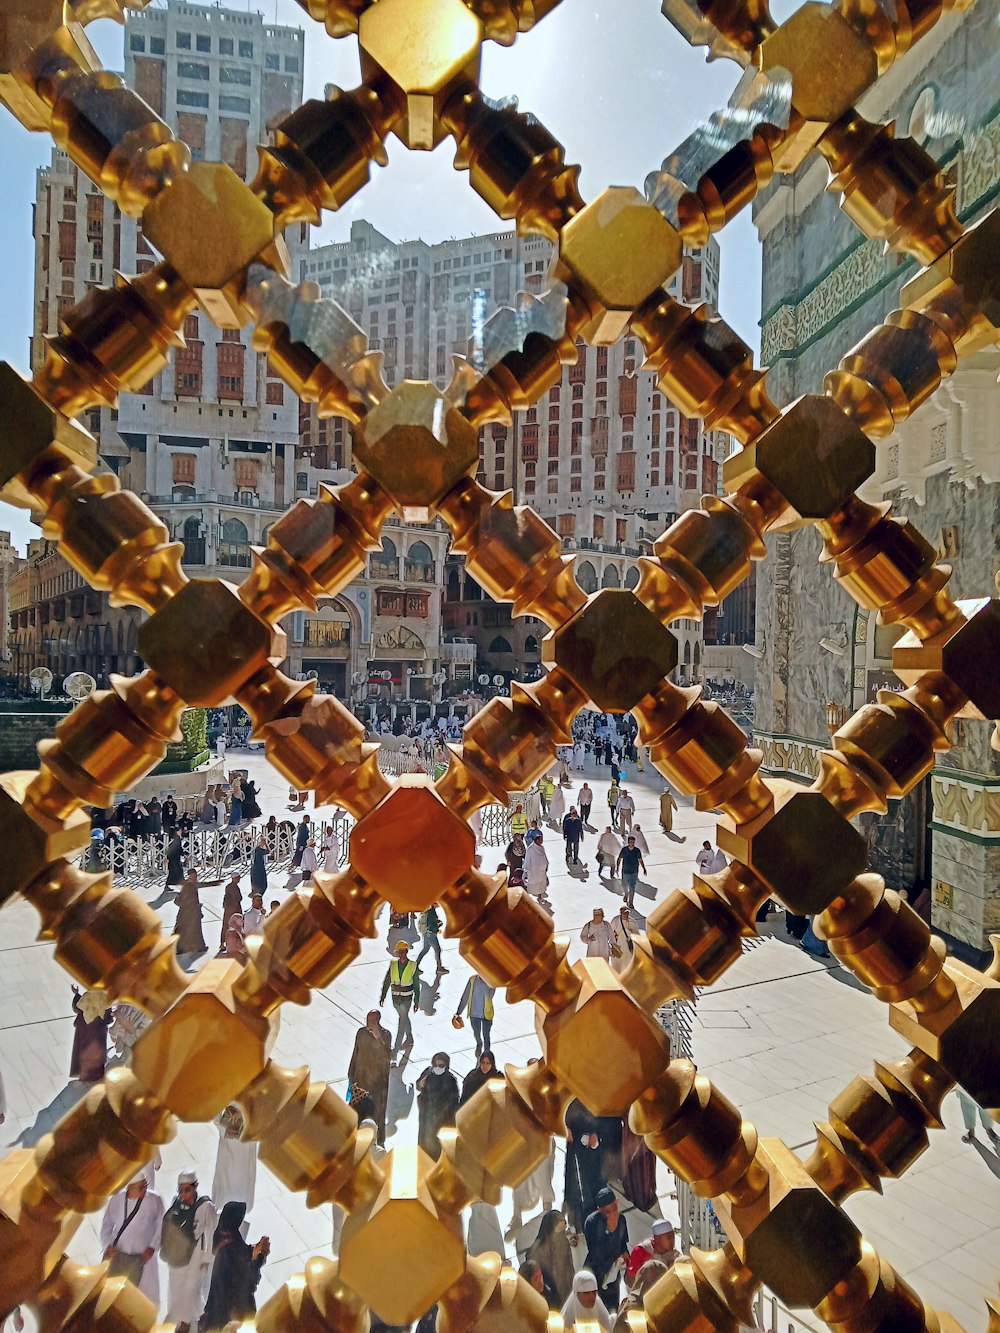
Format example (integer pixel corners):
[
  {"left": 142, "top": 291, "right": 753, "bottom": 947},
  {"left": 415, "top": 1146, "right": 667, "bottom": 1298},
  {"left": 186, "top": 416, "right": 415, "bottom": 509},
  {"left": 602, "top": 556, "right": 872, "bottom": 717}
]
[
  {"left": 446, "top": 568, "right": 461, "bottom": 602},
  {"left": 625, "top": 565, "right": 639, "bottom": 590},
  {"left": 408, "top": 540, "right": 433, "bottom": 566},
  {"left": 524, "top": 634, "right": 539, "bottom": 654},
  {"left": 380, "top": 536, "right": 397, "bottom": 560},
  {"left": 601, "top": 564, "right": 621, "bottom": 588},
  {"left": 488, "top": 636, "right": 513, "bottom": 654},
  {"left": 683, "top": 640, "right": 692, "bottom": 665},
  {"left": 577, "top": 560, "right": 598, "bottom": 594}
]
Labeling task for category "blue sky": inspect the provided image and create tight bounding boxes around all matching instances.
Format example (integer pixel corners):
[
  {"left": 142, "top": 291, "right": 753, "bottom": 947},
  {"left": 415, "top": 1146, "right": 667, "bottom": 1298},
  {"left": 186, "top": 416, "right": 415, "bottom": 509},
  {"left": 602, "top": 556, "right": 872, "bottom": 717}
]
[{"left": 0, "top": 0, "right": 767, "bottom": 552}]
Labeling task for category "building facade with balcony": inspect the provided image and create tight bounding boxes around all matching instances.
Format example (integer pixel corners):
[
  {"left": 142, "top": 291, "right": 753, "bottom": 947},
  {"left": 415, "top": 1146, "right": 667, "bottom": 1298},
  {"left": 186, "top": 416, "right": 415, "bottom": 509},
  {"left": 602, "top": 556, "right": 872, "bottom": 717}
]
[
  {"left": 31, "top": 0, "right": 305, "bottom": 597},
  {"left": 8, "top": 541, "right": 141, "bottom": 688},
  {"left": 750, "top": 1, "right": 1000, "bottom": 956},
  {"left": 282, "top": 514, "right": 452, "bottom": 719}
]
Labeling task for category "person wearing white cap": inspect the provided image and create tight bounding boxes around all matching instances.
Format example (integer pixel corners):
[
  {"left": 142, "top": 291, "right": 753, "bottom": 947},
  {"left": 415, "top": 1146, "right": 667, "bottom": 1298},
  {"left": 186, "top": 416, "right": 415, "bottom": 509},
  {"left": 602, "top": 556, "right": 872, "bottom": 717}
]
[
  {"left": 625, "top": 1218, "right": 678, "bottom": 1284},
  {"left": 559, "top": 1269, "right": 612, "bottom": 1330},
  {"left": 160, "top": 1169, "right": 217, "bottom": 1333},
  {"left": 99, "top": 1171, "right": 165, "bottom": 1305}
]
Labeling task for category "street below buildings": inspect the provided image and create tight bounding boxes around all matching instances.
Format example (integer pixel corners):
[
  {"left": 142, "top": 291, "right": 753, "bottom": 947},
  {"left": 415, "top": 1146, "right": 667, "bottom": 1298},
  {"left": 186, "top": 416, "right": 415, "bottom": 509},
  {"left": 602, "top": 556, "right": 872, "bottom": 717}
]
[{"left": 1, "top": 746, "right": 997, "bottom": 1329}]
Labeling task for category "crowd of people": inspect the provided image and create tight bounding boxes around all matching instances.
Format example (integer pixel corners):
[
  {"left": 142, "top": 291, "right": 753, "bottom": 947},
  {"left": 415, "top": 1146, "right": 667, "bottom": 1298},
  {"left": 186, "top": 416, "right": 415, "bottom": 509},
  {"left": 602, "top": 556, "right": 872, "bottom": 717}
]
[{"left": 41, "top": 713, "right": 759, "bottom": 1330}]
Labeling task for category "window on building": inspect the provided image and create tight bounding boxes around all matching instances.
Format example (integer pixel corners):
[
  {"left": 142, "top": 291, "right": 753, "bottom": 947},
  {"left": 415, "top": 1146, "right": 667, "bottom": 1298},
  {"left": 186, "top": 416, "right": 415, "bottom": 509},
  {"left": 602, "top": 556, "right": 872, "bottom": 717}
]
[
  {"left": 557, "top": 514, "right": 575, "bottom": 537},
  {"left": 239, "top": 40, "right": 254, "bottom": 57},
  {"left": 182, "top": 516, "right": 204, "bottom": 564},
  {"left": 219, "top": 517, "right": 250, "bottom": 568},
  {"left": 266, "top": 381, "right": 283, "bottom": 405},
  {"left": 150, "top": 35, "right": 165, "bottom": 54},
  {"left": 220, "top": 65, "right": 251, "bottom": 85},
  {"left": 176, "top": 89, "right": 209, "bottom": 108},
  {"left": 219, "top": 95, "right": 251, "bottom": 113},
  {"left": 265, "top": 52, "right": 279, "bottom": 69},
  {"left": 129, "top": 34, "right": 145, "bottom": 52},
  {"left": 234, "top": 458, "right": 259, "bottom": 494},
  {"left": 405, "top": 540, "right": 435, "bottom": 582},
  {"left": 176, "top": 31, "right": 191, "bottom": 49},
  {"left": 285, "top": 54, "right": 299, "bottom": 72},
  {"left": 220, "top": 37, "right": 234, "bottom": 55},
  {"left": 177, "top": 60, "right": 209, "bottom": 80},
  {"left": 370, "top": 536, "right": 398, "bottom": 579},
  {"left": 196, "top": 33, "right": 210, "bottom": 52},
  {"left": 172, "top": 453, "right": 196, "bottom": 485},
  {"left": 488, "top": 636, "right": 512, "bottom": 654}
]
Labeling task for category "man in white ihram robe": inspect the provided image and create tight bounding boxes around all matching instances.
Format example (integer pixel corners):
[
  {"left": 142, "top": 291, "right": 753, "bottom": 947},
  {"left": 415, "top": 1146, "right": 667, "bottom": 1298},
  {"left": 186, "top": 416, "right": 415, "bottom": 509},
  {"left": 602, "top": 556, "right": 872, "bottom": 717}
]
[
  {"left": 165, "top": 1170, "right": 217, "bottom": 1332},
  {"left": 212, "top": 1104, "right": 257, "bottom": 1211}
]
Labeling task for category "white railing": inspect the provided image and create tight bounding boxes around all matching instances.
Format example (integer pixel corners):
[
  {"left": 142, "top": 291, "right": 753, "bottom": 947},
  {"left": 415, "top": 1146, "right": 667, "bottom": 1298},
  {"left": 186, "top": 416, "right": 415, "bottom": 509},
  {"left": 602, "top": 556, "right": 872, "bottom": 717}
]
[
  {"left": 752, "top": 1291, "right": 823, "bottom": 1333},
  {"left": 80, "top": 820, "right": 354, "bottom": 886}
]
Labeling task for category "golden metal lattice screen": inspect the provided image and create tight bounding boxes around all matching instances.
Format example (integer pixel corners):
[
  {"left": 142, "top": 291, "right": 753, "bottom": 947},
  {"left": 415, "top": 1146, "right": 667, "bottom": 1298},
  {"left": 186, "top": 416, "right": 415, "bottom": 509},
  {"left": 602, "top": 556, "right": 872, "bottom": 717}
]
[{"left": 1, "top": 0, "right": 999, "bottom": 1329}]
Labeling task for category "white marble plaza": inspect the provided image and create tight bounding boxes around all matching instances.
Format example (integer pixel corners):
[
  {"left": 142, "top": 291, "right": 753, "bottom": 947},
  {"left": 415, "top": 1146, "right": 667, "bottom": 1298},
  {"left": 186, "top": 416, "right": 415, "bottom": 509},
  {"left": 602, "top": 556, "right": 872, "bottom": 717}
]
[{"left": 2, "top": 749, "right": 998, "bottom": 1329}]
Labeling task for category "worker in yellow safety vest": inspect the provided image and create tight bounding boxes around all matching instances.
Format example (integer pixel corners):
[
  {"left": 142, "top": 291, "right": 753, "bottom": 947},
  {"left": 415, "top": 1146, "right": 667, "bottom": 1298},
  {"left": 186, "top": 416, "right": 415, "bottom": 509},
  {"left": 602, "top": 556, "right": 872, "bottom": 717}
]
[
  {"left": 380, "top": 940, "right": 421, "bottom": 1061},
  {"left": 510, "top": 804, "right": 527, "bottom": 837}
]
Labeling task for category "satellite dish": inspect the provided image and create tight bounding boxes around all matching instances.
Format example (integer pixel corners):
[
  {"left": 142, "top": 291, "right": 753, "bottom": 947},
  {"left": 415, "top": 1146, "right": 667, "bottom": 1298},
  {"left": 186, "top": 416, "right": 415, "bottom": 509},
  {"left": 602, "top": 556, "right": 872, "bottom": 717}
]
[
  {"left": 380, "top": 669, "right": 393, "bottom": 682},
  {"left": 306, "top": 669, "right": 319, "bottom": 680},
  {"left": 30, "top": 666, "right": 53, "bottom": 698},
  {"left": 63, "top": 671, "right": 97, "bottom": 703},
  {"left": 477, "top": 673, "right": 490, "bottom": 685}
]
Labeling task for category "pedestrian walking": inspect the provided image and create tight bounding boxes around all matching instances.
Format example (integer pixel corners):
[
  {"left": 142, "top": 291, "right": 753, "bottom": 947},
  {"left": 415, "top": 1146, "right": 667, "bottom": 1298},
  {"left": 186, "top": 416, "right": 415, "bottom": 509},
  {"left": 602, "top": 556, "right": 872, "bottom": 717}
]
[
  {"left": 510, "top": 803, "right": 528, "bottom": 837},
  {"left": 525, "top": 1210, "right": 575, "bottom": 1307},
  {"left": 956, "top": 1087, "right": 1000, "bottom": 1146},
  {"left": 380, "top": 941, "right": 421, "bottom": 1060},
  {"left": 216, "top": 733, "right": 226, "bottom": 762},
  {"left": 165, "top": 829, "right": 185, "bottom": 889},
  {"left": 616, "top": 789, "right": 635, "bottom": 833},
  {"left": 630, "top": 824, "right": 650, "bottom": 856},
  {"left": 455, "top": 972, "right": 495, "bottom": 1056},
  {"left": 549, "top": 781, "right": 566, "bottom": 827},
  {"left": 416, "top": 1052, "right": 460, "bottom": 1160},
  {"left": 578, "top": 782, "right": 594, "bottom": 827},
  {"left": 596, "top": 826, "right": 622, "bottom": 878},
  {"left": 241, "top": 893, "right": 265, "bottom": 937},
  {"left": 212, "top": 1103, "right": 257, "bottom": 1212},
  {"left": 615, "top": 836, "right": 646, "bottom": 909},
  {"left": 250, "top": 838, "right": 268, "bottom": 895},
  {"left": 219, "top": 874, "right": 243, "bottom": 953},
  {"left": 322, "top": 822, "right": 341, "bottom": 871},
  {"left": 291, "top": 814, "right": 311, "bottom": 868},
  {"left": 300, "top": 837, "right": 319, "bottom": 877},
  {"left": 100, "top": 1172, "right": 164, "bottom": 1303},
  {"left": 583, "top": 1187, "right": 629, "bottom": 1314},
  {"left": 695, "top": 840, "right": 715, "bottom": 874},
  {"left": 607, "top": 780, "right": 621, "bottom": 829},
  {"left": 580, "top": 908, "right": 613, "bottom": 961},
  {"left": 415, "top": 903, "right": 448, "bottom": 973},
  {"left": 200, "top": 1202, "right": 269, "bottom": 1330},
  {"left": 162, "top": 795, "right": 178, "bottom": 834},
  {"left": 659, "top": 787, "right": 684, "bottom": 840},
  {"left": 505, "top": 831, "right": 527, "bottom": 886},
  {"left": 539, "top": 775, "right": 554, "bottom": 816},
  {"left": 70, "top": 987, "right": 112, "bottom": 1082},
  {"left": 562, "top": 806, "right": 583, "bottom": 866},
  {"left": 161, "top": 1170, "right": 216, "bottom": 1333},
  {"left": 610, "top": 906, "right": 634, "bottom": 974},
  {"left": 523, "top": 834, "right": 550, "bottom": 903},
  {"left": 348, "top": 1011, "right": 392, "bottom": 1146},
  {"left": 173, "top": 872, "right": 207, "bottom": 957}
]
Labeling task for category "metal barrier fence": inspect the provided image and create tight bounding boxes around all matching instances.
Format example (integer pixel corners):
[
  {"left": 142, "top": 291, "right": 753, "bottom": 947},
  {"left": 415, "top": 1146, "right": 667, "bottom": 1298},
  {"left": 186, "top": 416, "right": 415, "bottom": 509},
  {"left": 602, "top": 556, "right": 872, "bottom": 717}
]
[
  {"left": 80, "top": 820, "right": 354, "bottom": 887},
  {"left": 752, "top": 1291, "right": 822, "bottom": 1333}
]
